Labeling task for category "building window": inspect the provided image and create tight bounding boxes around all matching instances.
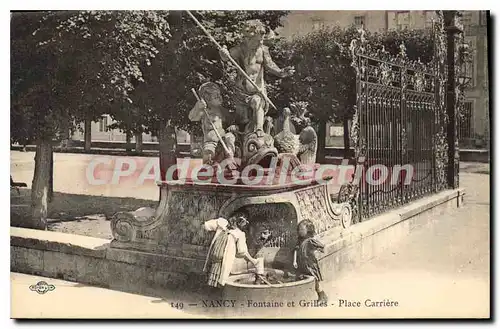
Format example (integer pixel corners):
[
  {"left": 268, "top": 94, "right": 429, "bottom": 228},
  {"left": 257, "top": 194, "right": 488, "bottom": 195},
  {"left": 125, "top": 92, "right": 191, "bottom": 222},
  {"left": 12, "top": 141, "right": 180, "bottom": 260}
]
[
  {"left": 329, "top": 126, "right": 335, "bottom": 137},
  {"left": 461, "top": 11, "right": 473, "bottom": 26},
  {"left": 312, "top": 21, "right": 323, "bottom": 30},
  {"left": 311, "top": 17, "right": 324, "bottom": 31},
  {"left": 424, "top": 11, "right": 435, "bottom": 29},
  {"left": 465, "top": 57, "right": 475, "bottom": 88},
  {"left": 395, "top": 11, "right": 410, "bottom": 30},
  {"left": 98, "top": 115, "right": 108, "bottom": 132},
  {"left": 329, "top": 125, "right": 344, "bottom": 137},
  {"left": 464, "top": 37, "right": 476, "bottom": 88},
  {"left": 459, "top": 101, "right": 473, "bottom": 140},
  {"left": 479, "top": 11, "right": 488, "bottom": 26},
  {"left": 354, "top": 15, "right": 365, "bottom": 28}
]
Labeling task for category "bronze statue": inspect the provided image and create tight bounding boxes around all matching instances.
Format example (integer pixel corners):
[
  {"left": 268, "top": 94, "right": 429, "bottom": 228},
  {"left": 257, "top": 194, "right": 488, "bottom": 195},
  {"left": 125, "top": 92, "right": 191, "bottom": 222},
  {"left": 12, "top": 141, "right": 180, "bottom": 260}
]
[
  {"left": 189, "top": 82, "right": 237, "bottom": 165},
  {"left": 219, "top": 20, "right": 295, "bottom": 136}
]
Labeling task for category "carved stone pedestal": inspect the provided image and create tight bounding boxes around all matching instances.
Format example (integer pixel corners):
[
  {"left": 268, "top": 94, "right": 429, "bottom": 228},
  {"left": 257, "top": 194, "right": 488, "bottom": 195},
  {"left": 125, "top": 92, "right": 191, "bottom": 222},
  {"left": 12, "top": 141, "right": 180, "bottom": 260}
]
[{"left": 110, "top": 176, "right": 353, "bottom": 275}]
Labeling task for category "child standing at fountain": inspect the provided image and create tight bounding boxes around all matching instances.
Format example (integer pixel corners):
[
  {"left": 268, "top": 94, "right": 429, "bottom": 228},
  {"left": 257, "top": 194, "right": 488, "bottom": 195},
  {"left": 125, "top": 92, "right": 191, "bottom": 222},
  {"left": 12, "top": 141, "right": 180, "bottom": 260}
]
[
  {"left": 203, "top": 211, "right": 258, "bottom": 292},
  {"left": 293, "top": 219, "right": 328, "bottom": 302}
]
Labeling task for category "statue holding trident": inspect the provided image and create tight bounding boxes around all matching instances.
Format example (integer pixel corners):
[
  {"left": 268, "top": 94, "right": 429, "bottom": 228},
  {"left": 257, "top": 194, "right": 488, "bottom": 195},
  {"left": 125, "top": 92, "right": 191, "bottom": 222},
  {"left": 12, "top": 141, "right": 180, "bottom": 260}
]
[
  {"left": 186, "top": 11, "right": 292, "bottom": 167},
  {"left": 218, "top": 20, "right": 295, "bottom": 136}
]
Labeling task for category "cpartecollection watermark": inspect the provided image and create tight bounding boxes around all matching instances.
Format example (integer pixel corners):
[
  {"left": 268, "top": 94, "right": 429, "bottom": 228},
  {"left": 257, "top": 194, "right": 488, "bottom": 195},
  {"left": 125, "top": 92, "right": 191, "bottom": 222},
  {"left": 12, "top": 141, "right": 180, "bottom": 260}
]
[
  {"left": 85, "top": 156, "right": 418, "bottom": 187},
  {"left": 29, "top": 281, "right": 56, "bottom": 295}
]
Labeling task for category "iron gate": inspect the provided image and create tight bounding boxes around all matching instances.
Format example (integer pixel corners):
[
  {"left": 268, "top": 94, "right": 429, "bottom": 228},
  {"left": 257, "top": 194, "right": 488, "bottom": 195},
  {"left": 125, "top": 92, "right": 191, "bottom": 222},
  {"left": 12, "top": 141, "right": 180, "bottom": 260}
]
[{"left": 350, "top": 39, "right": 449, "bottom": 219}]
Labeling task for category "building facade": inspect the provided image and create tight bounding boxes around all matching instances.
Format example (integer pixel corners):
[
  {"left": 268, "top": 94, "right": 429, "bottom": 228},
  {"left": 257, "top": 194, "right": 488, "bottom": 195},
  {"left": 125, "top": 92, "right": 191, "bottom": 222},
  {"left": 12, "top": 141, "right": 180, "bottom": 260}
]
[
  {"left": 277, "top": 10, "right": 490, "bottom": 149},
  {"left": 70, "top": 114, "right": 191, "bottom": 144}
]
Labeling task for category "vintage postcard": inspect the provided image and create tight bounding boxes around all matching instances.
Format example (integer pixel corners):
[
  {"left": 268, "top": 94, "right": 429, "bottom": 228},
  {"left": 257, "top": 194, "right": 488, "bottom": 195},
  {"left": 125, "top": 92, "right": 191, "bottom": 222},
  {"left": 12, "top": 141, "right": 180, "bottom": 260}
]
[{"left": 10, "top": 9, "right": 490, "bottom": 319}]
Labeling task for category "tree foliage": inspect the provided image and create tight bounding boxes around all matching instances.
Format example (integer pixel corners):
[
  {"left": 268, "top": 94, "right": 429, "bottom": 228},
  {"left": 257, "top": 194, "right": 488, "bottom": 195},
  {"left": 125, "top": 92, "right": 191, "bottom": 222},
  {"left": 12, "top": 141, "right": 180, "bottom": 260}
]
[
  {"left": 114, "top": 10, "right": 290, "bottom": 137},
  {"left": 12, "top": 11, "right": 439, "bottom": 147},
  {"left": 11, "top": 11, "right": 74, "bottom": 142},
  {"left": 265, "top": 25, "right": 436, "bottom": 128},
  {"left": 12, "top": 9, "right": 291, "bottom": 159},
  {"left": 11, "top": 10, "right": 173, "bottom": 143}
]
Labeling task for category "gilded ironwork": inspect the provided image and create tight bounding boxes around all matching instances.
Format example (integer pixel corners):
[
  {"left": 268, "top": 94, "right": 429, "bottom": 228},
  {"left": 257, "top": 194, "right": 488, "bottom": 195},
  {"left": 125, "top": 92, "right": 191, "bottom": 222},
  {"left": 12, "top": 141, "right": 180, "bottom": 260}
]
[
  {"left": 350, "top": 22, "right": 449, "bottom": 219},
  {"left": 412, "top": 71, "right": 426, "bottom": 92},
  {"left": 350, "top": 105, "right": 360, "bottom": 153},
  {"left": 433, "top": 11, "right": 450, "bottom": 191}
]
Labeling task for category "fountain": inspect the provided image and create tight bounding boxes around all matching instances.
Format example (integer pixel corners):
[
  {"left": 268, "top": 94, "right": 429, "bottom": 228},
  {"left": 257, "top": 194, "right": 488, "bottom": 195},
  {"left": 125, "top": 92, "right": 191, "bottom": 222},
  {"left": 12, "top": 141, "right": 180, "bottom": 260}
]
[
  {"left": 224, "top": 269, "right": 316, "bottom": 303},
  {"left": 109, "top": 18, "right": 357, "bottom": 296}
]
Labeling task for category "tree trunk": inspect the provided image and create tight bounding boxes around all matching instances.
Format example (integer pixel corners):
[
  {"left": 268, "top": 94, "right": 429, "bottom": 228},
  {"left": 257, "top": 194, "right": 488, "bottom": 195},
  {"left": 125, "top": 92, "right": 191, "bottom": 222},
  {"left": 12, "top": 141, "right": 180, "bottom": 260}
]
[
  {"left": 84, "top": 117, "right": 92, "bottom": 152},
  {"left": 30, "top": 139, "right": 52, "bottom": 230},
  {"left": 62, "top": 120, "right": 70, "bottom": 140},
  {"left": 48, "top": 146, "right": 54, "bottom": 203},
  {"left": 135, "top": 132, "right": 143, "bottom": 154},
  {"left": 159, "top": 121, "right": 177, "bottom": 182},
  {"left": 60, "top": 116, "right": 70, "bottom": 149},
  {"left": 343, "top": 116, "right": 351, "bottom": 158},
  {"left": 316, "top": 119, "right": 327, "bottom": 164},
  {"left": 125, "top": 130, "right": 132, "bottom": 153}
]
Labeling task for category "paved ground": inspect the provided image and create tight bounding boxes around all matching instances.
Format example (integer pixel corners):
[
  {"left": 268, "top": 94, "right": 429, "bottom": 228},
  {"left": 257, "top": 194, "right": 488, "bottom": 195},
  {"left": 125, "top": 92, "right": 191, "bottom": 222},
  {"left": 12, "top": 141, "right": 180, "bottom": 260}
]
[
  {"left": 11, "top": 151, "right": 161, "bottom": 200},
  {"left": 11, "top": 151, "right": 159, "bottom": 238},
  {"left": 10, "top": 273, "right": 208, "bottom": 319},
  {"left": 322, "top": 172, "right": 490, "bottom": 319},
  {"left": 10, "top": 151, "right": 490, "bottom": 318}
]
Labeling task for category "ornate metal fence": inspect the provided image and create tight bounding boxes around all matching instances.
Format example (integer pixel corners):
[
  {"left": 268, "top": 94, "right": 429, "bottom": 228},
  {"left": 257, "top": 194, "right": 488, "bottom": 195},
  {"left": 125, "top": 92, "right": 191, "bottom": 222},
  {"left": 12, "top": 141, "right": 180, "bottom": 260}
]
[{"left": 350, "top": 21, "right": 449, "bottom": 220}]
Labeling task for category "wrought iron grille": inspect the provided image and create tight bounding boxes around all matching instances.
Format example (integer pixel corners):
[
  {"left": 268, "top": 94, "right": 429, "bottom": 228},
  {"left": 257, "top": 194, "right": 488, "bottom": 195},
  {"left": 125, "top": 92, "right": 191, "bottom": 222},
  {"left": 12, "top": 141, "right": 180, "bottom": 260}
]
[
  {"left": 353, "top": 54, "right": 440, "bottom": 218},
  {"left": 348, "top": 11, "right": 455, "bottom": 221},
  {"left": 458, "top": 101, "right": 474, "bottom": 147}
]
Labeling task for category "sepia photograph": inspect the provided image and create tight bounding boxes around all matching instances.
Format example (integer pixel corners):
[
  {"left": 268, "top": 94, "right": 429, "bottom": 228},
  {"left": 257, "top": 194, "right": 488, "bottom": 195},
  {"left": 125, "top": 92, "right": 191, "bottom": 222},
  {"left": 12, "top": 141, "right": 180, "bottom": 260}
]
[{"left": 9, "top": 8, "right": 491, "bottom": 319}]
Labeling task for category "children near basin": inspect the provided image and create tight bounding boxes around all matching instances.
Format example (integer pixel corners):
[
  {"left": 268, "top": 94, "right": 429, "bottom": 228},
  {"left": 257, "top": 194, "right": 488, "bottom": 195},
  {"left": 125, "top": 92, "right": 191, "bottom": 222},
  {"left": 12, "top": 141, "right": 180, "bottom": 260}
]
[
  {"left": 293, "top": 219, "right": 328, "bottom": 302},
  {"left": 203, "top": 211, "right": 259, "bottom": 291}
]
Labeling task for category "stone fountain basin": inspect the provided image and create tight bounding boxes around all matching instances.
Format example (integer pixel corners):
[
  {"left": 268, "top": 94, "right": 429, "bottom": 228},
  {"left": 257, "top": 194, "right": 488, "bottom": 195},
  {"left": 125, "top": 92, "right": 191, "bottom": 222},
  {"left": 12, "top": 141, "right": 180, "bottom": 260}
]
[{"left": 223, "top": 269, "right": 316, "bottom": 304}]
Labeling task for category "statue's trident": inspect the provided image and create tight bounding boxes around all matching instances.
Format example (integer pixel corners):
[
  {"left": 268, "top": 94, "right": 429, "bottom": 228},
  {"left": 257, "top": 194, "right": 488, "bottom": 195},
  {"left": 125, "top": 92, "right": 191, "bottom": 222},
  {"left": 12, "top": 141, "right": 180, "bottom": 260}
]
[{"left": 186, "top": 10, "right": 278, "bottom": 112}]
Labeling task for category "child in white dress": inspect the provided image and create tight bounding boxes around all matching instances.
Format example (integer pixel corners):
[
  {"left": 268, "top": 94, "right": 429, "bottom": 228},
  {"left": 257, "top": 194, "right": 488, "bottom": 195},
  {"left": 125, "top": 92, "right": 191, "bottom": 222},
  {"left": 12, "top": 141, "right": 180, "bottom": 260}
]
[{"left": 203, "top": 211, "right": 258, "bottom": 288}]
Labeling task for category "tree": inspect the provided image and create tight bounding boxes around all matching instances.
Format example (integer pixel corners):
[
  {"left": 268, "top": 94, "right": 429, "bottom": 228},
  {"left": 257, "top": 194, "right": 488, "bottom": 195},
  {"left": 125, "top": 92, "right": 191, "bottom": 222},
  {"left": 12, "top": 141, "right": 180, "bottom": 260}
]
[
  {"left": 266, "top": 25, "right": 436, "bottom": 161},
  {"left": 11, "top": 10, "right": 172, "bottom": 228},
  {"left": 11, "top": 11, "right": 75, "bottom": 229}
]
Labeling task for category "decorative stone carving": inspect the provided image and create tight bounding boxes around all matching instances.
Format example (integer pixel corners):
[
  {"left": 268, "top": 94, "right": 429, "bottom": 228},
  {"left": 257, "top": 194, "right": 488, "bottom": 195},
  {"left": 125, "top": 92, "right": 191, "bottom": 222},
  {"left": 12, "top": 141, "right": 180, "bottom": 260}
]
[
  {"left": 339, "top": 203, "right": 353, "bottom": 229},
  {"left": 295, "top": 184, "right": 350, "bottom": 235},
  {"left": 241, "top": 131, "right": 277, "bottom": 167},
  {"left": 111, "top": 178, "right": 354, "bottom": 268},
  {"left": 219, "top": 19, "right": 294, "bottom": 169},
  {"left": 111, "top": 207, "right": 158, "bottom": 243},
  {"left": 273, "top": 107, "right": 318, "bottom": 166},
  {"left": 337, "top": 181, "right": 360, "bottom": 224}
]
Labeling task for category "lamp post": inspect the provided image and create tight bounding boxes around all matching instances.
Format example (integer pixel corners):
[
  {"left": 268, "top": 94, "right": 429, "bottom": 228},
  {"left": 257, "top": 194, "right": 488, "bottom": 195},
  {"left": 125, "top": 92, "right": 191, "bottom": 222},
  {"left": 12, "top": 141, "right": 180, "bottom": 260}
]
[
  {"left": 458, "top": 72, "right": 471, "bottom": 88},
  {"left": 444, "top": 10, "right": 462, "bottom": 189},
  {"left": 458, "top": 39, "right": 473, "bottom": 88},
  {"left": 457, "top": 39, "right": 472, "bottom": 148}
]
